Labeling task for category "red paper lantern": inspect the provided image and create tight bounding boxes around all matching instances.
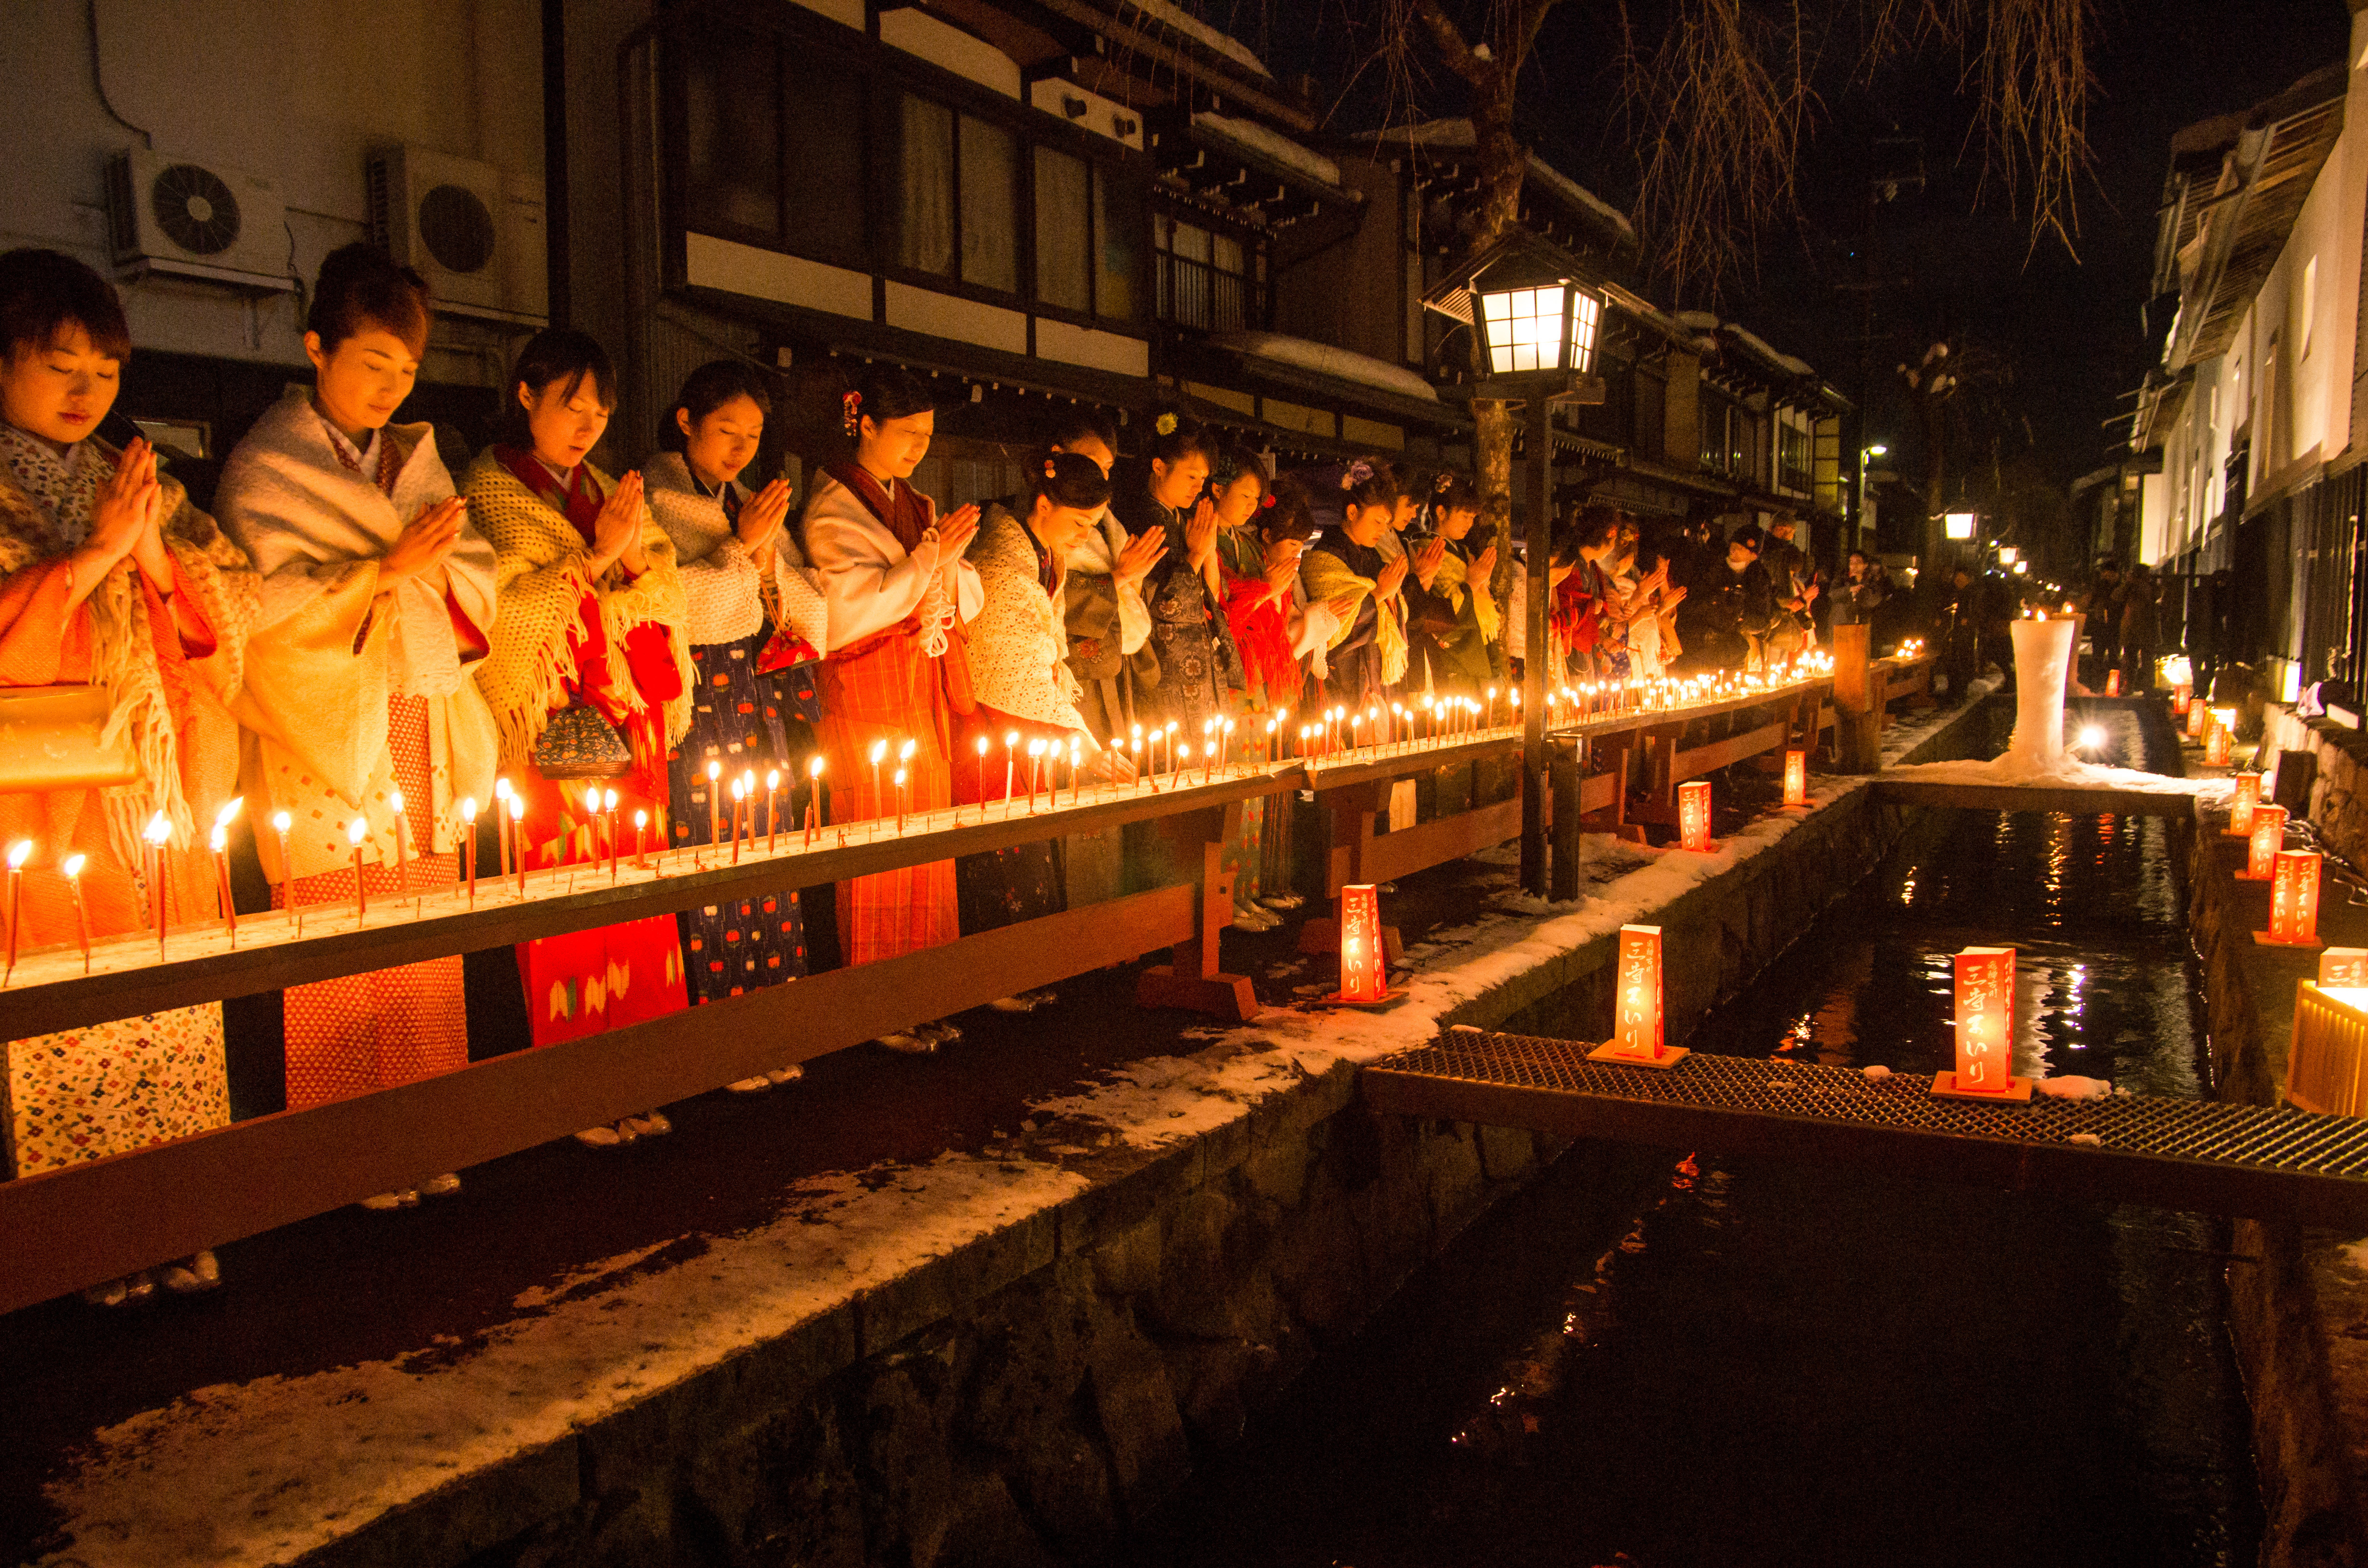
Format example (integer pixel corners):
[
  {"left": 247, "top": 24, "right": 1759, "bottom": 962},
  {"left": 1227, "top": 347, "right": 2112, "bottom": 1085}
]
[
  {"left": 2187, "top": 700, "right": 2207, "bottom": 738},
  {"left": 1948, "top": 946, "right": 2020, "bottom": 1096},
  {"left": 1678, "top": 780, "right": 1713, "bottom": 852},
  {"left": 2319, "top": 947, "right": 2368, "bottom": 987},
  {"left": 2174, "top": 685, "right": 2192, "bottom": 716},
  {"left": 1613, "top": 924, "right": 1663, "bottom": 1058},
  {"left": 1782, "top": 749, "right": 1807, "bottom": 808},
  {"left": 2240, "top": 805, "right": 2288, "bottom": 881},
  {"left": 2205, "top": 724, "right": 2232, "bottom": 767},
  {"left": 2105, "top": 668, "right": 2121, "bottom": 696},
  {"left": 2227, "top": 774, "right": 2260, "bottom": 837},
  {"left": 1337, "top": 883, "right": 1388, "bottom": 1002},
  {"left": 2269, "top": 850, "right": 2323, "bottom": 946}
]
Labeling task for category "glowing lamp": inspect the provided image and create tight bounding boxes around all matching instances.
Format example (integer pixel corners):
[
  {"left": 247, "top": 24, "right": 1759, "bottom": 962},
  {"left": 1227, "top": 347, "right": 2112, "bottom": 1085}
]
[
  {"left": 1332, "top": 883, "right": 1391, "bottom": 1004},
  {"left": 2263, "top": 850, "right": 2324, "bottom": 947},
  {"left": 1937, "top": 946, "right": 2029, "bottom": 1100},
  {"left": 2226, "top": 774, "right": 2260, "bottom": 838},
  {"left": 1944, "top": 513, "right": 1976, "bottom": 540},
  {"left": 2187, "top": 700, "right": 2207, "bottom": 739},
  {"left": 1588, "top": 925, "right": 1687, "bottom": 1068},
  {"left": 2174, "top": 685, "right": 2192, "bottom": 716},
  {"left": 1476, "top": 271, "right": 1602, "bottom": 377},
  {"left": 2319, "top": 948, "right": 2368, "bottom": 987},
  {"left": 1677, "top": 780, "right": 1713, "bottom": 852},
  {"left": 1782, "top": 749, "right": 1807, "bottom": 808},
  {"left": 2205, "top": 723, "right": 2232, "bottom": 768},
  {"left": 2239, "top": 805, "right": 2287, "bottom": 880},
  {"left": 2104, "top": 669, "right": 2121, "bottom": 697},
  {"left": 1997, "top": 546, "right": 2019, "bottom": 565}
]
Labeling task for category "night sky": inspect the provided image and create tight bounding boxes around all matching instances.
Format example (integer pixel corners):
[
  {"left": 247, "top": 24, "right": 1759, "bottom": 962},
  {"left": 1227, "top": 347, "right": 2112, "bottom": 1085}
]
[{"left": 1253, "top": 0, "right": 2351, "bottom": 501}]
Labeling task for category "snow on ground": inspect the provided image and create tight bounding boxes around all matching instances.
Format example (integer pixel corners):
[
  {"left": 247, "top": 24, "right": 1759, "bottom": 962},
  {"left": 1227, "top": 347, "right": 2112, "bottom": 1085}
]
[
  {"left": 1885, "top": 752, "right": 2225, "bottom": 796},
  {"left": 35, "top": 699, "right": 1978, "bottom": 1567}
]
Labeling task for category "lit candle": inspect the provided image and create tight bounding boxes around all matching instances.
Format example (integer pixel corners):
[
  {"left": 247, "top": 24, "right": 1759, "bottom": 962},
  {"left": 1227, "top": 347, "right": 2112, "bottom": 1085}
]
[
  {"left": 730, "top": 778, "right": 745, "bottom": 864},
  {"left": 2, "top": 839, "right": 28, "bottom": 983},
  {"left": 62, "top": 852, "right": 89, "bottom": 972},
  {"left": 494, "top": 775, "right": 514, "bottom": 878},
  {"left": 894, "top": 766, "right": 909, "bottom": 833},
  {"left": 144, "top": 811, "right": 171, "bottom": 959},
  {"left": 605, "top": 788, "right": 622, "bottom": 882},
  {"left": 1027, "top": 737, "right": 1045, "bottom": 812},
  {"left": 388, "top": 786, "right": 412, "bottom": 908},
  {"left": 348, "top": 816, "right": 369, "bottom": 925},
  {"left": 1165, "top": 722, "right": 1180, "bottom": 774},
  {"left": 1072, "top": 736, "right": 1084, "bottom": 805},
  {"left": 634, "top": 808, "right": 648, "bottom": 868},
  {"left": 209, "top": 823, "right": 236, "bottom": 946},
  {"left": 1132, "top": 727, "right": 1146, "bottom": 791},
  {"left": 897, "top": 742, "right": 916, "bottom": 826},
  {"left": 806, "top": 756, "right": 825, "bottom": 845},
  {"left": 272, "top": 809, "right": 297, "bottom": 934},
  {"left": 508, "top": 793, "right": 526, "bottom": 898},
  {"left": 461, "top": 797, "right": 479, "bottom": 905},
  {"left": 869, "top": 740, "right": 888, "bottom": 832},
  {"left": 766, "top": 769, "right": 781, "bottom": 852},
  {"left": 707, "top": 759, "right": 724, "bottom": 847},
  {"left": 584, "top": 784, "right": 604, "bottom": 866},
  {"left": 740, "top": 770, "right": 757, "bottom": 851}
]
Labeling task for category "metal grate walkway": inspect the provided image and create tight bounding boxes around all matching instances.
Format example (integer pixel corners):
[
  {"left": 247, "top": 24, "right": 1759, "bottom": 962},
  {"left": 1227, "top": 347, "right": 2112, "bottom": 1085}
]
[{"left": 1363, "top": 1029, "right": 2368, "bottom": 1226}]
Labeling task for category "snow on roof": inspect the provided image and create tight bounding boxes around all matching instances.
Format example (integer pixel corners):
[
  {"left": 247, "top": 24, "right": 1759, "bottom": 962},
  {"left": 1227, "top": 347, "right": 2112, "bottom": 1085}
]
[
  {"left": 1727, "top": 324, "right": 1816, "bottom": 379},
  {"left": 1356, "top": 121, "right": 1635, "bottom": 245},
  {"left": 1193, "top": 112, "right": 1344, "bottom": 191},
  {"left": 1674, "top": 309, "right": 1719, "bottom": 330},
  {"left": 1116, "top": 0, "right": 1270, "bottom": 78},
  {"left": 1209, "top": 331, "right": 1441, "bottom": 403}
]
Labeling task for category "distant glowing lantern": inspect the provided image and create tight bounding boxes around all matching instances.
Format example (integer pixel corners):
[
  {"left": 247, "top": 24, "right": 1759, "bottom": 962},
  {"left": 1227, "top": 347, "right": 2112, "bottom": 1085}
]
[
  {"left": 1612, "top": 924, "right": 1664, "bottom": 1058},
  {"left": 2266, "top": 850, "right": 2324, "bottom": 947},
  {"left": 1782, "top": 749, "right": 1807, "bottom": 808},
  {"left": 2174, "top": 685, "right": 2193, "bottom": 716},
  {"left": 1997, "top": 546, "right": 2019, "bottom": 565},
  {"left": 2104, "top": 668, "right": 2121, "bottom": 696},
  {"left": 1944, "top": 512, "right": 1977, "bottom": 541},
  {"left": 2241, "top": 805, "right": 2288, "bottom": 881},
  {"left": 2187, "top": 699, "right": 2207, "bottom": 739},
  {"left": 1677, "top": 780, "right": 1713, "bottom": 852},
  {"left": 2319, "top": 948, "right": 2368, "bottom": 986},
  {"left": 2205, "top": 723, "right": 2232, "bottom": 768},
  {"left": 2227, "top": 774, "right": 2261, "bottom": 838},
  {"left": 1941, "top": 946, "right": 2027, "bottom": 1099},
  {"left": 1335, "top": 883, "right": 1389, "bottom": 1003}
]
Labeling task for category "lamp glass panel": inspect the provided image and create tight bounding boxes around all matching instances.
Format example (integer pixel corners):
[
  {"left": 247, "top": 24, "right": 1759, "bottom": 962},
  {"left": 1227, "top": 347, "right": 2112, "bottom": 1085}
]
[
  {"left": 1944, "top": 513, "right": 1976, "bottom": 539},
  {"left": 1569, "top": 290, "right": 1600, "bottom": 374},
  {"left": 1480, "top": 285, "right": 1567, "bottom": 375}
]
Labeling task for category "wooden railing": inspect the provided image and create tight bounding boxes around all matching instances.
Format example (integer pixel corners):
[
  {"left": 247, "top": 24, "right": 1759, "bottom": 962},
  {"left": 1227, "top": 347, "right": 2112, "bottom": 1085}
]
[{"left": 0, "top": 658, "right": 1935, "bottom": 1313}]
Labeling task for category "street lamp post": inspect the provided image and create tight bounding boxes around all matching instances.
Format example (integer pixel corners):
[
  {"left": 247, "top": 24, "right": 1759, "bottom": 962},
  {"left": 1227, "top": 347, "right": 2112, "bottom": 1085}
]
[
  {"left": 1855, "top": 443, "right": 1887, "bottom": 558},
  {"left": 1422, "top": 232, "right": 1608, "bottom": 896}
]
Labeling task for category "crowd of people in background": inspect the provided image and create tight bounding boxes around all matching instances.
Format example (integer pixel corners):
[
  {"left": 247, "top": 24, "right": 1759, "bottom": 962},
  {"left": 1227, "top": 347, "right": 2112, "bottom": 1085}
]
[{"left": 0, "top": 241, "right": 1896, "bottom": 1305}]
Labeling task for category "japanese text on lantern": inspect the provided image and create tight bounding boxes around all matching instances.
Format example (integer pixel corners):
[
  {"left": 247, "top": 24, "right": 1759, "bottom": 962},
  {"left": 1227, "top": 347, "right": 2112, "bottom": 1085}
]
[
  {"left": 2244, "top": 806, "right": 2287, "bottom": 880},
  {"left": 2320, "top": 947, "right": 2368, "bottom": 986},
  {"left": 2228, "top": 774, "right": 2259, "bottom": 837},
  {"left": 2270, "top": 851, "right": 2323, "bottom": 946},
  {"left": 1782, "top": 749, "right": 1807, "bottom": 808},
  {"left": 1678, "top": 780, "right": 1712, "bottom": 852},
  {"left": 1953, "top": 946, "right": 2015, "bottom": 1091},
  {"left": 1337, "top": 883, "right": 1388, "bottom": 1003},
  {"left": 1614, "top": 924, "right": 1664, "bottom": 1058}
]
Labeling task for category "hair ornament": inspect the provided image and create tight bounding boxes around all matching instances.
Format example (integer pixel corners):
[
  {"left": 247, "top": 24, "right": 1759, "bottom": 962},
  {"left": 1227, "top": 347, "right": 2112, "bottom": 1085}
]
[
  {"left": 1261, "top": 492, "right": 1276, "bottom": 508},
  {"left": 842, "top": 390, "right": 863, "bottom": 438},
  {"left": 1044, "top": 458, "right": 1060, "bottom": 479},
  {"left": 1154, "top": 412, "right": 1178, "bottom": 437},
  {"left": 1435, "top": 472, "right": 1455, "bottom": 494},
  {"left": 1341, "top": 459, "right": 1373, "bottom": 490}
]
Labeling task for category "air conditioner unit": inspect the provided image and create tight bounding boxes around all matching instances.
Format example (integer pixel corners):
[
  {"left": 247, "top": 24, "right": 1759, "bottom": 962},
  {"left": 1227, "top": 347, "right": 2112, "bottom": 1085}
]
[
  {"left": 369, "top": 145, "right": 548, "bottom": 326},
  {"left": 106, "top": 148, "right": 296, "bottom": 292}
]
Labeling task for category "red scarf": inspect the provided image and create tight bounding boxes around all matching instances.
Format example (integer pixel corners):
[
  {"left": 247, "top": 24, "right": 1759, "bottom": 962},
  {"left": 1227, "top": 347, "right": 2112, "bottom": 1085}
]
[{"left": 495, "top": 446, "right": 681, "bottom": 804}]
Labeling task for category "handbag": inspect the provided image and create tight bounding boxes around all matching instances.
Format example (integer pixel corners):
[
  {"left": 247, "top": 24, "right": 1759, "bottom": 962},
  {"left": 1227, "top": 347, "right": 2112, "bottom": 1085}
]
[
  {"left": 531, "top": 702, "right": 633, "bottom": 779},
  {"left": 0, "top": 685, "right": 138, "bottom": 793}
]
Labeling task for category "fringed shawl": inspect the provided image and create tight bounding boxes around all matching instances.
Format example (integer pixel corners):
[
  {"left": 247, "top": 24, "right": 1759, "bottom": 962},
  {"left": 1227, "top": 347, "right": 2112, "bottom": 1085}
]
[
  {"left": 1301, "top": 545, "right": 1409, "bottom": 687},
  {"left": 0, "top": 431, "right": 256, "bottom": 858},
  {"left": 640, "top": 451, "right": 829, "bottom": 654},
  {"left": 965, "top": 504, "right": 1091, "bottom": 741},
  {"left": 462, "top": 449, "right": 695, "bottom": 772}
]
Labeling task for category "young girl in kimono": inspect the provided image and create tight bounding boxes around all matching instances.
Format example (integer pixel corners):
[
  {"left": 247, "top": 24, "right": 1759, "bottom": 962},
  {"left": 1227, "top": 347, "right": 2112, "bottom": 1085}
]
[
  {"left": 1113, "top": 413, "right": 1241, "bottom": 741},
  {"left": 0, "top": 249, "right": 258, "bottom": 1301},
  {"left": 641, "top": 360, "right": 829, "bottom": 1091},
  {"left": 1299, "top": 459, "right": 1410, "bottom": 710},
  {"left": 463, "top": 329, "right": 693, "bottom": 1144},
  {"left": 799, "top": 368, "right": 980, "bottom": 1054},
  {"left": 218, "top": 243, "right": 497, "bottom": 1212},
  {"left": 1049, "top": 408, "right": 1160, "bottom": 749}
]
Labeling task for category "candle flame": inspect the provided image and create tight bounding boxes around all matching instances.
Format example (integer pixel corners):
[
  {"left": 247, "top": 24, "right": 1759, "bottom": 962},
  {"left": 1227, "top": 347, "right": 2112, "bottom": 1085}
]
[
  {"left": 215, "top": 796, "right": 244, "bottom": 828},
  {"left": 708, "top": 760, "right": 723, "bottom": 780},
  {"left": 634, "top": 808, "right": 647, "bottom": 827},
  {"left": 893, "top": 767, "right": 907, "bottom": 786},
  {"left": 461, "top": 797, "right": 478, "bottom": 822},
  {"left": 62, "top": 852, "right": 85, "bottom": 878},
  {"left": 604, "top": 788, "right": 619, "bottom": 810},
  {"left": 766, "top": 769, "right": 780, "bottom": 789},
  {"left": 210, "top": 825, "right": 227, "bottom": 852},
  {"left": 507, "top": 794, "right": 523, "bottom": 821},
  {"left": 495, "top": 775, "right": 512, "bottom": 799},
  {"left": 144, "top": 811, "right": 171, "bottom": 845},
  {"left": 272, "top": 809, "right": 292, "bottom": 833},
  {"left": 5, "top": 840, "right": 30, "bottom": 869},
  {"left": 809, "top": 756, "right": 825, "bottom": 778},
  {"left": 348, "top": 817, "right": 368, "bottom": 846},
  {"left": 898, "top": 739, "right": 916, "bottom": 762}
]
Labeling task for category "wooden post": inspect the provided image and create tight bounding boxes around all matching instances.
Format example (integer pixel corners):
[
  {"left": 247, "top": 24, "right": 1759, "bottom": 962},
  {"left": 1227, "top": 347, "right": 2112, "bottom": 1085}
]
[
  {"left": 1297, "top": 781, "right": 1403, "bottom": 965},
  {"left": 1550, "top": 736, "right": 1582, "bottom": 903},
  {"left": 1519, "top": 397, "right": 1553, "bottom": 897},
  {"left": 1832, "top": 623, "right": 1883, "bottom": 773},
  {"left": 1136, "top": 803, "right": 1261, "bottom": 1020}
]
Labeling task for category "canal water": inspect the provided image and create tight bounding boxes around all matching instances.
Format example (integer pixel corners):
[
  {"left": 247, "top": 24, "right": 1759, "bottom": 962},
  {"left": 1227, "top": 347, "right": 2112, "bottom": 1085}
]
[{"left": 1133, "top": 796, "right": 2260, "bottom": 1567}]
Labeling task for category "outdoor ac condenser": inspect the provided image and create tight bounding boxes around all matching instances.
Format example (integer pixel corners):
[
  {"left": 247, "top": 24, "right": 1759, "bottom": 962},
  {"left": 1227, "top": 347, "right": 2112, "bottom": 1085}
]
[
  {"left": 369, "top": 145, "right": 548, "bottom": 326},
  {"left": 106, "top": 147, "right": 296, "bottom": 292}
]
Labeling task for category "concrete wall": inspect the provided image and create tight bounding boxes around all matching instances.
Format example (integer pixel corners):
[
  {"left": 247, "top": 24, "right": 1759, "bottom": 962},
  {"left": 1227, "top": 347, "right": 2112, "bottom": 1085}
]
[{"left": 3, "top": 0, "right": 542, "bottom": 392}]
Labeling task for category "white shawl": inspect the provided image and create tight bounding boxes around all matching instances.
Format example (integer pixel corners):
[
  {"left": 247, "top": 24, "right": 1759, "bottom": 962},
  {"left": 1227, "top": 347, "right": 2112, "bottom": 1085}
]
[
  {"left": 965, "top": 505, "right": 1092, "bottom": 742},
  {"left": 1061, "top": 509, "right": 1150, "bottom": 656},
  {"left": 799, "top": 471, "right": 983, "bottom": 652},
  {"left": 639, "top": 451, "right": 830, "bottom": 653}
]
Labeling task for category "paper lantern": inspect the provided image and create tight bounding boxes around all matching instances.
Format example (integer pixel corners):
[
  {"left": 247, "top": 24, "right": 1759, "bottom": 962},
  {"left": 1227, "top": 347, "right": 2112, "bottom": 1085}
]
[
  {"left": 1336, "top": 883, "right": 1389, "bottom": 1003},
  {"left": 2105, "top": 668, "right": 2121, "bottom": 697},
  {"left": 1677, "top": 780, "right": 1713, "bottom": 852},
  {"left": 2240, "top": 805, "right": 2287, "bottom": 881},
  {"left": 1940, "top": 946, "right": 2026, "bottom": 1099},
  {"left": 1782, "top": 749, "right": 1807, "bottom": 808},
  {"left": 2205, "top": 723, "right": 2232, "bottom": 767},
  {"left": 2266, "top": 850, "right": 2323, "bottom": 946},
  {"left": 2187, "top": 699, "right": 2207, "bottom": 738},
  {"left": 1588, "top": 924, "right": 1688, "bottom": 1068},
  {"left": 2174, "top": 685, "right": 2192, "bottom": 716},
  {"left": 2319, "top": 948, "right": 2368, "bottom": 987},
  {"left": 2226, "top": 774, "right": 2260, "bottom": 837}
]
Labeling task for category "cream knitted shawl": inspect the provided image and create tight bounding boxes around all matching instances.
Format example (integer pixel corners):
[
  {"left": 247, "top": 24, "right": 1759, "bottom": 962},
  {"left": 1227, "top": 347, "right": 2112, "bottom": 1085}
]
[
  {"left": 1302, "top": 546, "right": 1410, "bottom": 686},
  {"left": 639, "top": 451, "right": 829, "bottom": 654},
  {"left": 966, "top": 504, "right": 1092, "bottom": 741},
  {"left": 462, "top": 451, "right": 696, "bottom": 766}
]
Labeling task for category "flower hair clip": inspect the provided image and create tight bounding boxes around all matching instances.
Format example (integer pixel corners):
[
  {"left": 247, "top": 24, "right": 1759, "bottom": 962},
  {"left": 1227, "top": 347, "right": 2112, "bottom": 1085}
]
[
  {"left": 1341, "top": 459, "right": 1373, "bottom": 490},
  {"left": 1154, "top": 412, "right": 1178, "bottom": 437},
  {"left": 1260, "top": 492, "right": 1276, "bottom": 508},
  {"left": 842, "top": 390, "right": 863, "bottom": 438},
  {"left": 1044, "top": 458, "right": 1061, "bottom": 479},
  {"left": 1435, "top": 472, "right": 1455, "bottom": 494}
]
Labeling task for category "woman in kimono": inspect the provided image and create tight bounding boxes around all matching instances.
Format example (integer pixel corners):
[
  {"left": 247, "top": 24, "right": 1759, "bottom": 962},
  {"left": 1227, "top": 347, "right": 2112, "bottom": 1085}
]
[
  {"left": 1401, "top": 472, "right": 1499, "bottom": 693},
  {"left": 1204, "top": 443, "right": 1306, "bottom": 930},
  {"left": 641, "top": 360, "right": 828, "bottom": 1092},
  {"left": 219, "top": 243, "right": 497, "bottom": 1211},
  {"left": 462, "top": 329, "right": 692, "bottom": 1144},
  {"left": 1298, "top": 459, "right": 1409, "bottom": 710},
  {"left": 1051, "top": 409, "right": 1160, "bottom": 748},
  {"left": 1112, "top": 412, "right": 1241, "bottom": 743},
  {"left": 799, "top": 368, "right": 981, "bottom": 1053},
  {"left": 0, "top": 250, "right": 257, "bottom": 1301},
  {"left": 953, "top": 451, "right": 1110, "bottom": 970}
]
